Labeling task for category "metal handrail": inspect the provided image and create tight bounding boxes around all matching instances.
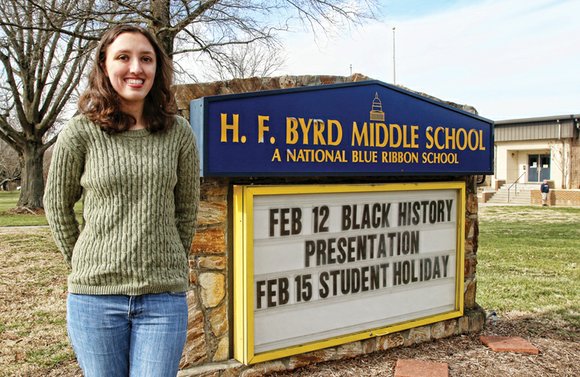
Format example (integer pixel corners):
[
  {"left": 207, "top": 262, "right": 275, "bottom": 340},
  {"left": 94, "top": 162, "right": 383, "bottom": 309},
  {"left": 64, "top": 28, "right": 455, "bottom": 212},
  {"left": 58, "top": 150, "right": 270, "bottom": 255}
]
[{"left": 507, "top": 171, "right": 527, "bottom": 203}]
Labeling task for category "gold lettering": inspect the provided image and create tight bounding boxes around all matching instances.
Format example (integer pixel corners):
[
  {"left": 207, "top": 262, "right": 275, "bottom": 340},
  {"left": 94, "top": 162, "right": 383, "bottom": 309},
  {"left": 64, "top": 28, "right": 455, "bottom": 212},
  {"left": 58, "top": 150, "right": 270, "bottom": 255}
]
[
  {"left": 390, "top": 123, "right": 402, "bottom": 148},
  {"left": 286, "top": 148, "right": 346, "bottom": 163},
  {"left": 425, "top": 126, "right": 485, "bottom": 151},
  {"left": 351, "top": 121, "right": 368, "bottom": 147},
  {"left": 220, "top": 113, "right": 239, "bottom": 143},
  {"left": 257, "top": 115, "right": 270, "bottom": 143},
  {"left": 381, "top": 151, "right": 419, "bottom": 163},
  {"left": 375, "top": 122, "right": 388, "bottom": 147},
  {"left": 286, "top": 117, "right": 299, "bottom": 145},
  {"left": 425, "top": 126, "right": 434, "bottom": 149},
  {"left": 313, "top": 119, "right": 325, "bottom": 145},
  {"left": 298, "top": 118, "right": 313, "bottom": 144},
  {"left": 352, "top": 122, "right": 419, "bottom": 148},
  {"left": 352, "top": 150, "right": 377, "bottom": 163},
  {"left": 405, "top": 125, "right": 420, "bottom": 148},
  {"left": 421, "top": 152, "right": 459, "bottom": 164},
  {"left": 445, "top": 127, "right": 456, "bottom": 149},
  {"left": 327, "top": 119, "right": 343, "bottom": 146},
  {"left": 457, "top": 128, "right": 467, "bottom": 151}
]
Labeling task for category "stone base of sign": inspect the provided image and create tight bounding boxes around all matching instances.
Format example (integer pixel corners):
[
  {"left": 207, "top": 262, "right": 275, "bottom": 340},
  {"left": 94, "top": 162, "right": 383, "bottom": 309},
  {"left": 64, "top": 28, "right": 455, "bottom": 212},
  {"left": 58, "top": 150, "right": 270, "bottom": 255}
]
[
  {"left": 394, "top": 359, "right": 449, "bottom": 377},
  {"left": 178, "top": 307, "right": 485, "bottom": 377},
  {"left": 479, "top": 336, "right": 539, "bottom": 354}
]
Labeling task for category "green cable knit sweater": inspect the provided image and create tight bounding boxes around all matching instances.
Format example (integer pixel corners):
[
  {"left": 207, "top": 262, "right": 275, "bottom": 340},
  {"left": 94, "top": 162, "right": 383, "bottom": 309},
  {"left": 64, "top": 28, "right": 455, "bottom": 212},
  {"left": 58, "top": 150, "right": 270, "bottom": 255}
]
[{"left": 44, "top": 115, "right": 199, "bottom": 295}]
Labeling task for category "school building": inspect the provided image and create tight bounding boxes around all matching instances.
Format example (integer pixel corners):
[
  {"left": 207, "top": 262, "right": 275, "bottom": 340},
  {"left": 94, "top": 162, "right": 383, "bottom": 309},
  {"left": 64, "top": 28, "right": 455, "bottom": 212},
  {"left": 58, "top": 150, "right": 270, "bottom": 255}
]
[{"left": 486, "top": 114, "right": 580, "bottom": 205}]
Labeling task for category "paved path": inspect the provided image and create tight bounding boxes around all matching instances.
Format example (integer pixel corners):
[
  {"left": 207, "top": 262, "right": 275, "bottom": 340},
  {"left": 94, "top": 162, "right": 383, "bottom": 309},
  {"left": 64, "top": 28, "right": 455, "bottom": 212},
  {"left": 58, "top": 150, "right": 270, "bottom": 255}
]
[{"left": 0, "top": 225, "right": 49, "bottom": 234}]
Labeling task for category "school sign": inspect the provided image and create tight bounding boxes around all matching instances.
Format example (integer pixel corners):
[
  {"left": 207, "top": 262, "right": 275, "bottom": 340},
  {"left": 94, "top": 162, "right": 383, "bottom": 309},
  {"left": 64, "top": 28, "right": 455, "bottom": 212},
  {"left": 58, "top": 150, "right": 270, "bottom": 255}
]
[
  {"left": 190, "top": 81, "right": 493, "bottom": 365},
  {"left": 190, "top": 80, "right": 493, "bottom": 177}
]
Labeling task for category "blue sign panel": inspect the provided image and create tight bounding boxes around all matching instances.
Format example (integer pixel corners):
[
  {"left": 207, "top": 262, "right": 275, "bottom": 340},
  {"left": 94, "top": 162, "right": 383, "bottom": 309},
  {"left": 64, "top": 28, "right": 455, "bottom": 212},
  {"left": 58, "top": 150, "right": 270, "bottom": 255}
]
[{"left": 190, "top": 80, "right": 494, "bottom": 176}]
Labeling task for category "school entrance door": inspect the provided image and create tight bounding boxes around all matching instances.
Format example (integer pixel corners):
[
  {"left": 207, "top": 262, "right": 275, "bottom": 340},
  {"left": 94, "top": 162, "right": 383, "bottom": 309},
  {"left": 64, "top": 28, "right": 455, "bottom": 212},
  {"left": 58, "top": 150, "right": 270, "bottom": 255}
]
[{"left": 528, "top": 154, "right": 550, "bottom": 182}]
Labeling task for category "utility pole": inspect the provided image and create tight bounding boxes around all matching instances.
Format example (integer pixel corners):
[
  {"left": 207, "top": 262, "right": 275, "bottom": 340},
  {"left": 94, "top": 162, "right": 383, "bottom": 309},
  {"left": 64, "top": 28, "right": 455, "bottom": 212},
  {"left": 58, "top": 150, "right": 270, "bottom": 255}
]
[{"left": 392, "top": 27, "right": 396, "bottom": 85}]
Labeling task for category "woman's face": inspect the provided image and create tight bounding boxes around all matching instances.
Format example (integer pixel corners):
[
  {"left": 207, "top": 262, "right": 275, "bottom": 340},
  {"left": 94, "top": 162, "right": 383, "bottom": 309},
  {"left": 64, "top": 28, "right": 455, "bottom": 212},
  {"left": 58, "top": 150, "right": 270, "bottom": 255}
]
[{"left": 103, "top": 32, "right": 157, "bottom": 109}]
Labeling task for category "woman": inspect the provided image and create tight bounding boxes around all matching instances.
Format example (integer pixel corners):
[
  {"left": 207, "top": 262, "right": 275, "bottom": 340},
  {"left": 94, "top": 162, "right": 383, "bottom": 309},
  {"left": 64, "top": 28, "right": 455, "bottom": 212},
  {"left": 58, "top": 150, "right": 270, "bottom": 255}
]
[{"left": 44, "top": 24, "right": 199, "bottom": 377}]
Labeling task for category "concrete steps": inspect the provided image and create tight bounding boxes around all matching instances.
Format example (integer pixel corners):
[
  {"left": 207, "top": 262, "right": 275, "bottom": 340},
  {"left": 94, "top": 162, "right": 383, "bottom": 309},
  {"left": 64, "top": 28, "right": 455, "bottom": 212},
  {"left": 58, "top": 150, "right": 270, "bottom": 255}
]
[{"left": 486, "top": 183, "right": 539, "bottom": 204}]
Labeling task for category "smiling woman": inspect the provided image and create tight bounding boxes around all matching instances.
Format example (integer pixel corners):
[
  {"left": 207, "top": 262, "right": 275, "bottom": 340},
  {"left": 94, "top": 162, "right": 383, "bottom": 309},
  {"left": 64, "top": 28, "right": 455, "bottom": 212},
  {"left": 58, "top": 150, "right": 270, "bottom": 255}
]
[
  {"left": 78, "top": 25, "right": 176, "bottom": 135},
  {"left": 103, "top": 32, "right": 157, "bottom": 127},
  {"left": 43, "top": 24, "right": 200, "bottom": 377}
]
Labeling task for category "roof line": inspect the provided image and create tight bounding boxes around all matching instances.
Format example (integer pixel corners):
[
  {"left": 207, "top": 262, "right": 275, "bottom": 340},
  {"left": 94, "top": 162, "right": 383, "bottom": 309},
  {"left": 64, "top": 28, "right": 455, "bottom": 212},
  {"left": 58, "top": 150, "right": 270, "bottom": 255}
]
[{"left": 496, "top": 114, "right": 580, "bottom": 124}]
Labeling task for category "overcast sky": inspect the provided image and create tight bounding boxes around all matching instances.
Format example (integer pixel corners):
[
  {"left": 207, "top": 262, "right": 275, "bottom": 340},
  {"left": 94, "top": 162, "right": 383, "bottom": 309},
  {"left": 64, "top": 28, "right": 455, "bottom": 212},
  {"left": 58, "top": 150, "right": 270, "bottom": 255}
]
[{"left": 278, "top": 0, "right": 580, "bottom": 121}]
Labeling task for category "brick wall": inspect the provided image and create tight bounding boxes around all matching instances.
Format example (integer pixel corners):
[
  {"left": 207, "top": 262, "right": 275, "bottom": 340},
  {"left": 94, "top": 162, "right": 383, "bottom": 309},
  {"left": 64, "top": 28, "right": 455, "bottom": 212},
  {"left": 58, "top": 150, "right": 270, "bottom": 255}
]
[{"left": 531, "top": 189, "right": 580, "bottom": 206}]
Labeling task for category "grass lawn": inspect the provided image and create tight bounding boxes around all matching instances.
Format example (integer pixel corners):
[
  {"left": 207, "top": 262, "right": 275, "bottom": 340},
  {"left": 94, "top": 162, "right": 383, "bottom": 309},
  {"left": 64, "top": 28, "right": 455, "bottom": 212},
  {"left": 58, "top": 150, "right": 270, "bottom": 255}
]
[
  {"left": 0, "top": 191, "right": 48, "bottom": 226},
  {"left": 0, "top": 191, "right": 82, "bottom": 227},
  {"left": 0, "top": 228, "right": 79, "bottom": 376},
  {"left": 0, "top": 204, "right": 578, "bottom": 375},
  {"left": 477, "top": 205, "right": 580, "bottom": 330},
  {"left": 0, "top": 191, "right": 19, "bottom": 212}
]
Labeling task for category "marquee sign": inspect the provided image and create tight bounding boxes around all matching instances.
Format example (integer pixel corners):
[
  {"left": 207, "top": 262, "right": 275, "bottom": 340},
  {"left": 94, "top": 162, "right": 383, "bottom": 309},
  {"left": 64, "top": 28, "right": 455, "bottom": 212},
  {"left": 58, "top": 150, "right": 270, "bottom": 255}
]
[
  {"left": 233, "top": 182, "right": 465, "bottom": 364},
  {"left": 190, "top": 80, "right": 494, "bottom": 177}
]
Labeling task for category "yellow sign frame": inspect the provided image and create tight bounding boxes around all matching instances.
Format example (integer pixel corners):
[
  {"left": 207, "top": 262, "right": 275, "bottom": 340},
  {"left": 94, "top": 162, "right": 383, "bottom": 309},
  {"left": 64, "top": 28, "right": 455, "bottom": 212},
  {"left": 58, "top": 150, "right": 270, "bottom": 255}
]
[{"left": 233, "top": 182, "right": 466, "bottom": 364}]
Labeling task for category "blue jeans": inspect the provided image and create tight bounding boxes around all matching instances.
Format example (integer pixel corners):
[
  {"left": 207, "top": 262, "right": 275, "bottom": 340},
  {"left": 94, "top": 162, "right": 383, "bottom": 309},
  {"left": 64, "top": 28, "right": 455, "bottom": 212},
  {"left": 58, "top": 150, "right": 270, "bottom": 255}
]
[{"left": 67, "top": 292, "right": 188, "bottom": 377}]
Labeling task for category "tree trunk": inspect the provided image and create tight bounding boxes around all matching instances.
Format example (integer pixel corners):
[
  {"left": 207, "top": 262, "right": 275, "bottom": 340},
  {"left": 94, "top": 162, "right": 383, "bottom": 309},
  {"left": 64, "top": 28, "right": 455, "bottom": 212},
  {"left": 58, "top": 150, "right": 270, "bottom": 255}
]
[
  {"left": 17, "top": 143, "right": 46, "bottom": 210},
  {"left": 150, "top": 0, "right": 174, "bottom": 56},
  {"left": 158, "top": 29, "right": 175, "bottom": 57}
]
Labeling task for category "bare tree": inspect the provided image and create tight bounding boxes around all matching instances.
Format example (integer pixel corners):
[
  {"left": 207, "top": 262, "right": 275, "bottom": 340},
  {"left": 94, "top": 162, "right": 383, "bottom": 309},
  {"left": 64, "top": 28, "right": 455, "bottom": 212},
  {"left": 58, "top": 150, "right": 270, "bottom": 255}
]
[
  {"left": 0, "top": 0, "right": 377, "bottom": 210},
  {"left": 0, "top": 0, "right": 96, "bottom": 210},
  {"left": 86, "top": 0, "right": 376, "bottom": 86},
  {"left": 0, "top": 139, "right": 21, "bottom": 190},
  {"left": 550, "top": 141, "right": 571, "bottom": 189},
  {"left": 97, "top": 0, "right": 377, "bottom": 67},
  {"left": 205, "top": 42, "right": 286, "bottom": 81}
]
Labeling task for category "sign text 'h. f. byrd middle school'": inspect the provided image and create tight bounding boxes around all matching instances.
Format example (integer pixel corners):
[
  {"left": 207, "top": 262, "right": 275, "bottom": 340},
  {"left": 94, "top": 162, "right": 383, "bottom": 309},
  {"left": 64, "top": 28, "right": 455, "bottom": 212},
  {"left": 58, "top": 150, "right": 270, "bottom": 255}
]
[{"left": 191, "top": 81, "right": 494, "bottom": 176}]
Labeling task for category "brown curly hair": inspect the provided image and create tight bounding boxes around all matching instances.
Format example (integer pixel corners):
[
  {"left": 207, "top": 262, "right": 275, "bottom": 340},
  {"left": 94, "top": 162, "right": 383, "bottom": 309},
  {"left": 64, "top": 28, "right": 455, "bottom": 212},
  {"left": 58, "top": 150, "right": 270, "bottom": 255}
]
[{"left": 78, "top": 24, "right": 176, "bottom": 134}]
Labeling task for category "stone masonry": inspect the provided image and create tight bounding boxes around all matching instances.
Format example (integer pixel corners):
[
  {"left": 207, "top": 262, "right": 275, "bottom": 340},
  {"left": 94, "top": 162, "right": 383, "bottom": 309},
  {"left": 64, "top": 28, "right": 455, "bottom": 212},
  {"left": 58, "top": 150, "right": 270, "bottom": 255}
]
[{"left": 176, "top": 75, "right": 486, "bottom": 376}]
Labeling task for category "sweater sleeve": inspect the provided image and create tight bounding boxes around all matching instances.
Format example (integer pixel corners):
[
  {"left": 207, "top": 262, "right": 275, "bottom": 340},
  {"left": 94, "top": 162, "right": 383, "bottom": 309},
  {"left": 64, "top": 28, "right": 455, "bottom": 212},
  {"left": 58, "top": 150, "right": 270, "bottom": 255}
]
[
  {"left": 174, "top": 117, "right": 200, "bottom": 256},
  {"left": 44, "top": 121, "right": 85, "bottom": 267}
]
